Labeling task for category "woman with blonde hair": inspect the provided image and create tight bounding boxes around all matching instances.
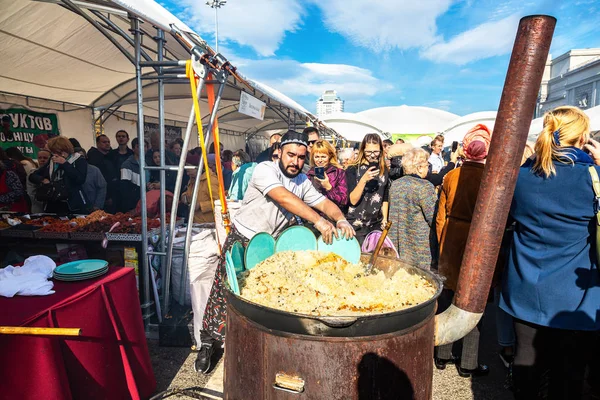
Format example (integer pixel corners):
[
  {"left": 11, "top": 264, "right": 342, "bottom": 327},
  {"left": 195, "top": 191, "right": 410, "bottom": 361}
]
[
  {"left": 306, "top": 140, "right": 348, "bottom": 210},
  {"left": 500, "top": 106, "right": 600, "bottom": 399},
  {"left": 388, "top": 148, "right": 436, "bottom": 270},
  {"left": 29, "top": 136, "right": 89, "bottom": 213},
  {"left": 345, "top": 133, "right": 390, "bottom": 244}
]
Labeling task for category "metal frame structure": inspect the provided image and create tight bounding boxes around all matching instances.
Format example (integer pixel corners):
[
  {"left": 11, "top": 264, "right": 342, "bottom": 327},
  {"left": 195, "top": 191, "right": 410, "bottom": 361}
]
[{"left": 41, "top": 0, "right": 342, "bottom": 326}]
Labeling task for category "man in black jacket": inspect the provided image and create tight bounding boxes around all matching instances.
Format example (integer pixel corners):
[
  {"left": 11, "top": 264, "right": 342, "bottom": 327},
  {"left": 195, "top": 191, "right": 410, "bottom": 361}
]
[{"left": 88, "top": 134, "right": 118, "bottom": 212}]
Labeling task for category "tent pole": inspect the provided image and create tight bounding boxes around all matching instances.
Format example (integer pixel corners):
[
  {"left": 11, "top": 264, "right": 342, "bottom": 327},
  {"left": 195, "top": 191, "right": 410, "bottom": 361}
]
[
  {"left": 132, "top": 16, "right": 152, "bottom": 327},
  {"left": 60, "top": 0, "right": 135, "bottom": 64},
  {"left": 157, "top": 28, "right": 166, "bottom": 324},
  {"left": 180, "top": 76, "right": 227, "bottom": 305},
  {"left": 163, "top": 64, "right": 206, "bottom": 318},
  {"left": 89, "top": 9, "right": 156, "bottom": 68}
]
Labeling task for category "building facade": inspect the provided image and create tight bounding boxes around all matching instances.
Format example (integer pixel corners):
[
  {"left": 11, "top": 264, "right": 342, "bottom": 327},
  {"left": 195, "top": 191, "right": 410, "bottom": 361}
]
[
  {"left": 316, "top": 90, "right": 344, "bottom": 118},
  {"left": 536, "top": 49, "right": 600, "bottom": 118}
]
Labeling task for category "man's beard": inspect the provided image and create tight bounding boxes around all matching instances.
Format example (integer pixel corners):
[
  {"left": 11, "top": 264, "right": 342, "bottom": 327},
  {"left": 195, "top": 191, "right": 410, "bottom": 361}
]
[{"left": 279, "top": 159, "right": 301, "bottom": 178}]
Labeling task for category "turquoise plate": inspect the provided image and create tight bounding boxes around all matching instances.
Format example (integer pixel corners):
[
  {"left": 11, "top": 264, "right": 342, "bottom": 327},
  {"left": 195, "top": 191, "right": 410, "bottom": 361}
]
[
  {"left": 230, "top": 241, "right": 245, "bottom": 274},
  {"left": 54, "top": 268, "right": 108, "bottom": 282},
  {"left": 275, "top": 226, "right": 317, "bottom": 253},
  {"left": 225, "top": 251, "right": 240, "bottom": 295},
  {"left": 317, "top": 233, "right": 361, "bottom": 264},
  {"left": 245, "top": 232, "right": 275, "bottom": 270},
  {"left": 54, "top": 267, "right": 108, "bottom": 278},
  {"left": 54, "top": 260, "right": 109, "bottom": 276}
]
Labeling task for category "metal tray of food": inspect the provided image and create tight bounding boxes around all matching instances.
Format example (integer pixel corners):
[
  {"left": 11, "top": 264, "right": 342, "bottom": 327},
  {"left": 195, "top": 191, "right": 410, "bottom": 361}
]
[
  {"left": 2, "top": 225, "right": 40, "bottom": 238},
  {"left": 105, "top": 232, "right": 142, "bottom": 242},
  {"left": 69, "top": 231, "right": 105, "bottom": 241},
  {"left": 34, "top": 231, "right": 71, "bottom": 240}
]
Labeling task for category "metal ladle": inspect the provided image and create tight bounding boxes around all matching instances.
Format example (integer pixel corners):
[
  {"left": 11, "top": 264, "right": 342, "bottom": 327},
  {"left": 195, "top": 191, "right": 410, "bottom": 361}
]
[{"left": 364, "top": 221, "right": 393, "bottom": 274}]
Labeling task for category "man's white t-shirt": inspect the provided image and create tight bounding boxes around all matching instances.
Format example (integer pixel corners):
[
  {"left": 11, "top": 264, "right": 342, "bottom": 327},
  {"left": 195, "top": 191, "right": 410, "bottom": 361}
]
[{"left": 233, "top": 161, "right": 325, "bottom": 240}]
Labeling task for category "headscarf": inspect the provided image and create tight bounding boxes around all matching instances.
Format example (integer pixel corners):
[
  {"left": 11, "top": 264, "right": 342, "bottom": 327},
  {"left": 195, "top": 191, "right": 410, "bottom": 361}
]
[{"left": 463, "top": 124, "right": 492, "bottom": 161}]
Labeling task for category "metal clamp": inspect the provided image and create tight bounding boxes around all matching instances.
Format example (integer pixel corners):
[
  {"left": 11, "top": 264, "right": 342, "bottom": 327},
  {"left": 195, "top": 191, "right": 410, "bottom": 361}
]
[
  {"left": 273, "top": 373, "right": 305, "bottom": 394},
  {"left": 191, "top": 55, "right": 208, "bottom": 79}
]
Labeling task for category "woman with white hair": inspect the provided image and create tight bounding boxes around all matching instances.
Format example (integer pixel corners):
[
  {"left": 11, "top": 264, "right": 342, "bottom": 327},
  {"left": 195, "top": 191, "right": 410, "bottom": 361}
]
[{"left": 387, "top": 148, "right": 437, "bottom": 271}]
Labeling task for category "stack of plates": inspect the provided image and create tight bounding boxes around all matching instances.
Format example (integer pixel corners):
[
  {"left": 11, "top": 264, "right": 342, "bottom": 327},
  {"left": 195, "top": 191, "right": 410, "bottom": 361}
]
[{"left": 53, "top": 260, "right": 109, "bottom": 282}]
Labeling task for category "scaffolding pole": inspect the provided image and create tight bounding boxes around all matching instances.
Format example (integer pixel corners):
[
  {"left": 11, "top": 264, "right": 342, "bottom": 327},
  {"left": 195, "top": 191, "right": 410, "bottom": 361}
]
[
  {"left": 156, "top": 27, "right": 166, "bottom": 323},
  {"left": 132, "top": 16, "right": 152, "bottom": 326}
]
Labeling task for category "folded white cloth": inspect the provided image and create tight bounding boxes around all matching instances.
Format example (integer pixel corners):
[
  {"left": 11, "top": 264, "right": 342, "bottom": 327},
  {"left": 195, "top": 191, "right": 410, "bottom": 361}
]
[{"left": 0, "top": 255, "right": 56, "bottom": 297}]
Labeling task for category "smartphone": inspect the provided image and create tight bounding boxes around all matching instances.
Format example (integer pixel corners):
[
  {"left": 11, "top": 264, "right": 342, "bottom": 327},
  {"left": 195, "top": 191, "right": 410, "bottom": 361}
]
[
  {"left": 368, "top": 161, "right": 379, "bottom": 170},
  {"left": 315, "top": 167, "right": 325, "bottom": 179},
  {"left": 452, "top": 141, "right": 459, "bottom": 152}
]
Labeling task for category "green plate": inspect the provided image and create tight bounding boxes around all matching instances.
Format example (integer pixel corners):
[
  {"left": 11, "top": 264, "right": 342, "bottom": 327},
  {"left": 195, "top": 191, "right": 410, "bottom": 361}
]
[
  {"left": 244, "top": 232, "right": 275, "bottom": 270},
  {"left": 230, "top": 241, "right": 245, "bottom": 274},
  {"left": 275, "top": 226, "right": 317, "bottom": 253},
  {"left": 54, "top": 260, "right": 109, "bottom": 276},
  {"left": 317, "top": 233, "right": 361, "bottom": 264}
]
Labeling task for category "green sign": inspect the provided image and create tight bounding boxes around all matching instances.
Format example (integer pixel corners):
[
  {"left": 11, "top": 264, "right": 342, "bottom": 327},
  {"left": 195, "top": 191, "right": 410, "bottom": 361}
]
[
  {"left": 391, "top": 133, "right": 436, "bottom": 143},
  {"left": 0, "top": 108, "right": 60, "bottom": 158}
]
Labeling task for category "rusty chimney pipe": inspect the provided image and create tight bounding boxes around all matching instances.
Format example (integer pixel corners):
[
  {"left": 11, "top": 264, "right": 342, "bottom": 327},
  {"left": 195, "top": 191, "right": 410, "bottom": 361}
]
[{"left": 435, "top": 15, "right": 556, "bottom": 346}]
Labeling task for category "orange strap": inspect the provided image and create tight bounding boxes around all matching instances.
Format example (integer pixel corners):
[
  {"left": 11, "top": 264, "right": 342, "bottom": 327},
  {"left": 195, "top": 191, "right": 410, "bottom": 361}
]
[{"left": 206, "top": 73, "right": 231, "bottom": 235}]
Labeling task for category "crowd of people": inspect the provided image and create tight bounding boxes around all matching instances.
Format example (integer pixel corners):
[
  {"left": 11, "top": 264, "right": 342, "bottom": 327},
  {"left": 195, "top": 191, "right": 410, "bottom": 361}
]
[
  {"left": 0, "top": 130, "right": 244, "bottom": 222},
  {"left": 191, "top": 108, "right": 600, "bottom": 400},
  {"left": 1, "top": 105, "right": 599, "bottom": 398}
]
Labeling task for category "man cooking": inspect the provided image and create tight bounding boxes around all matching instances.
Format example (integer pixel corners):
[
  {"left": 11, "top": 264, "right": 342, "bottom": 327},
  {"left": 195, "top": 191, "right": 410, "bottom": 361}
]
[{"left": 195, "top": 130, "right": 355, "bottom": 374}]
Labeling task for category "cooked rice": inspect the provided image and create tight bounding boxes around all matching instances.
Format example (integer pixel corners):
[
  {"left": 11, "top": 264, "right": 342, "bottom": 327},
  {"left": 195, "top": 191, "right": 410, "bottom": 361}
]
[{"left": 238, "top": 250, "right": 436, "bottom": 316}]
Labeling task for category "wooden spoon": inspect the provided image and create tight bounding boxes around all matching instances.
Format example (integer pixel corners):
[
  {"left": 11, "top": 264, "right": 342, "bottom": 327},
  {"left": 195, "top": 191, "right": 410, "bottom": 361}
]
[{"left": 364, "top": 221, "right": 393, "bottom": 274}]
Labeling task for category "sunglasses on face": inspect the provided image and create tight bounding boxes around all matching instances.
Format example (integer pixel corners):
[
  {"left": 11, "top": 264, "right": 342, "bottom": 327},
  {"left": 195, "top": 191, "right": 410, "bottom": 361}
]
[{"left": 308, "top": 140, "right": 317, "bottom": 145}]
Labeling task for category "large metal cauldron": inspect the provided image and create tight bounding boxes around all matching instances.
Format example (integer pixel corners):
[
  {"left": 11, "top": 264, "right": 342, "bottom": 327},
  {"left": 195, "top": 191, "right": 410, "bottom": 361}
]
[{"left": 224, "top": 255, "right": 443, "bottom": 400}]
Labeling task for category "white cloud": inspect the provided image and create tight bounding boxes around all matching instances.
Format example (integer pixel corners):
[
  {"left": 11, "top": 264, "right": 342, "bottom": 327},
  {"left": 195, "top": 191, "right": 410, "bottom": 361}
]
[
  {"left": 420, "top": 14, "right": 520, "bottom": 65},
  {"left": 312, "top": 0, "right": 453, "bottom": 52},
  {"left": 425, "top": 100, "right": 453, "bottom": 111},
  {"left": 174, "top": 0, "right": 305, "bottom": 57},
  {"left": 233, "top": 58, "right": 394, "bottom": 101}
]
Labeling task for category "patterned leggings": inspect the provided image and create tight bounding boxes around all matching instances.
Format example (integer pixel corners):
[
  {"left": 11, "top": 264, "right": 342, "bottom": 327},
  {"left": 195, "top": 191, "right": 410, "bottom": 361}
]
[{"left": 201, "top": 225, "right": 248, "bottom": 343}]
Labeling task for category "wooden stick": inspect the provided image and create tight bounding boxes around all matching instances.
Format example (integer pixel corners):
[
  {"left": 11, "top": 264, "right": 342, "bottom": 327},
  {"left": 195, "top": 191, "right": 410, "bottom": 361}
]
[{"left": 0, "top": 327, "right": 82, "bottom": 337}]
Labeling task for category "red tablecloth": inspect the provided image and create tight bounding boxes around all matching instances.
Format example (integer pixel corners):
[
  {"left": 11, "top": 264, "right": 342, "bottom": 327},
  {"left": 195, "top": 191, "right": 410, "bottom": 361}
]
[{"left": 0, "top": 267, "right": 156, "bottom": 400}]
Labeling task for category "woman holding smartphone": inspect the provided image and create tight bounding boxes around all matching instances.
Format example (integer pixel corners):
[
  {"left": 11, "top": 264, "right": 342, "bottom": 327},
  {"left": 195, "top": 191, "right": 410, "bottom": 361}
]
[
  {"left": 306, "top": 140, "right": 348, "bottom": 210},
  {"left": 345, "top": 133, "right": 390, "bottom": 244}
]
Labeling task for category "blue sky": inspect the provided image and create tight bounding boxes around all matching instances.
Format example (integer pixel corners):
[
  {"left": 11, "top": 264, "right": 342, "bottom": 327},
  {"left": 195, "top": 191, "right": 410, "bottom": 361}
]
[{"left": 160, "top": 0, "right": 600, "bottom": 117}]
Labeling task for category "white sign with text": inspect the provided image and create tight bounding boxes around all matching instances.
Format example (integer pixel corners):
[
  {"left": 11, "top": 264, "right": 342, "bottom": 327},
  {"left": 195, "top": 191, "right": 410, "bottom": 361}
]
[{"left": 239, "top": 92, "right": 266, "bottom": 121}]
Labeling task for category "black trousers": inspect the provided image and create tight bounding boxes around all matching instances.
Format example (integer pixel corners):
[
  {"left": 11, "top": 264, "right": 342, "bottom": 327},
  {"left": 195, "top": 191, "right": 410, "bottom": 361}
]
[
  {"left": 435, "top": 289, "right": 482, "bottom": 370},
  {"left": 513, "top": 318, "right": 598, "bottom": 400}
]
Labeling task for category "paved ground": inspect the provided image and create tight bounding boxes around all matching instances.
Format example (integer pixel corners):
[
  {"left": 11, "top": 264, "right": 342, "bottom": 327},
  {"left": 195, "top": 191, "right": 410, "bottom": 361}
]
[{"left": 149, "top": 305, "right": 514, "bottom": 400}]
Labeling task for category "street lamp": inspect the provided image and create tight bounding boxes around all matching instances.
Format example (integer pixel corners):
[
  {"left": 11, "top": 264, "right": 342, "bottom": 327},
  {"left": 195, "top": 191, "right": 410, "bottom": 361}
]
[{"left": 206, "top": 0, "right": 226, "bottom": 52}]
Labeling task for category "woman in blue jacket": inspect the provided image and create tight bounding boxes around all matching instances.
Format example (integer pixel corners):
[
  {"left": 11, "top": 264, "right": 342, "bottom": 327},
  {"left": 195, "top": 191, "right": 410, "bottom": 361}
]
[{"left": 500, "top": 106, "right": 600, "bottom": 399}]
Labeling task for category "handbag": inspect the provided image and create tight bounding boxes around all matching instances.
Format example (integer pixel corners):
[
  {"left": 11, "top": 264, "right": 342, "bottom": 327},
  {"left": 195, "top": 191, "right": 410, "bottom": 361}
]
[
  {"left": 588, "top": 166, "right": 600, "bottom": 262},
  {"left": 35, "top": 179, "right": 69, "bottom": 202}
]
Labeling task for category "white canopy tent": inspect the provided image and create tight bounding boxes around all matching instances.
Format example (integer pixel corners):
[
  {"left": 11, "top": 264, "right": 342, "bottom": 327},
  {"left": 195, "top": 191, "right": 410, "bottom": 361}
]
[
  {"left": 321, "top": 112, "right": 387, "bottom": 142},
  {"left": 0, "top": 0, "right": 344, "bottom": 322},
  {"left": 527, "top": 105, "right": 600, "bottom": 141},
  {"left": 441, "top": 111, "right": 497, "bottom": 144},
  {"left": 0, "top": 0, "right": 333, "bottom": 153}
]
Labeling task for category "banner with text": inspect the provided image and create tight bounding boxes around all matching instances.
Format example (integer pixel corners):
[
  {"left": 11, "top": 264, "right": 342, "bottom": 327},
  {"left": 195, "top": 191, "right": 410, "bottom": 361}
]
[
  {"left": 0, "top": 108, "right": 60, "bottom": 158},
  {"left": 239, "top": 92, "right": 266, "bottom": 121},
  {"left": 144, "top": 121, "right": 182, "bottom": 147}
]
